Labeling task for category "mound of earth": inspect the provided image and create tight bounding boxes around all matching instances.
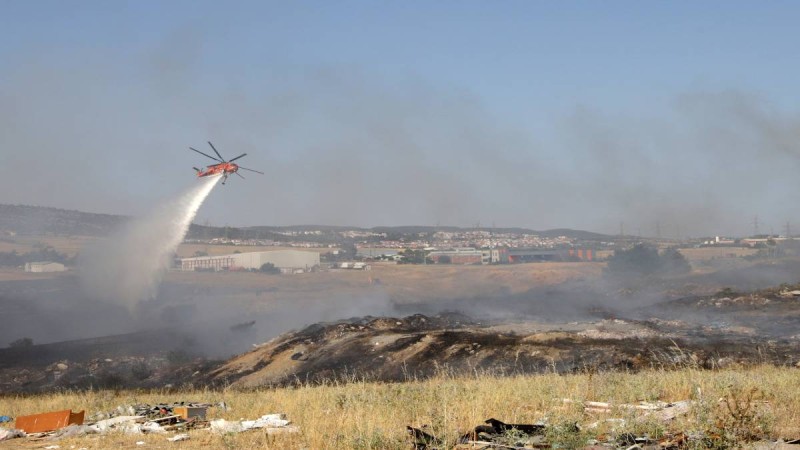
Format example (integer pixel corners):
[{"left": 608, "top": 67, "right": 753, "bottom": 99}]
[{"left": 206, "top": 311, "right": 799, "bottom": 389}]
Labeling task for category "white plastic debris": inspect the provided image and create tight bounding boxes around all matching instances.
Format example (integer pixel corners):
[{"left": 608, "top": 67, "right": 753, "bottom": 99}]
[
  {"left": 141, "top": 421, "right": 167, "bottom": 434},
  {"left": 210, "top": 413, "right": 297, "bottom": 434},
  {"left": 0, "top": 428, "right": 26, "bottom": 441},
  {"left": 241, "top": 413, "right": 290, "bottom": 429},
  {"left": 88, "top": 415, "right": 145, "bottom": 433},
  {"left": 167, "top": 433, "right": 190, "bottom": 442},
  {"left": 210, "top": 419, "right": 244, "bottom": 433},
  {"left": 136, "top": 442, "right": 145, "bottom": 446},
  {"left": 49, "top": 424, "right": 98, "bottom": 439}
]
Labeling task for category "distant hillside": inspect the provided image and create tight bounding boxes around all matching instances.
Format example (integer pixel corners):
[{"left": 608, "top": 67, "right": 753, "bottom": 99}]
[
  {"left": 371, "top": 225, "right": 613, "bottom": 241},
  {"left": 0, "top": 204, "right": 127, "bottom": 236},
  {"left": 0, "top": 204, "right": 614, "bottom": 242}
]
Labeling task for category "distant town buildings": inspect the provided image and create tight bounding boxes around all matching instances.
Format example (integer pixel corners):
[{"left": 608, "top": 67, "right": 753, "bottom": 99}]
[{"left": 179, "top": 250, "right": 319, "bottom": 273}]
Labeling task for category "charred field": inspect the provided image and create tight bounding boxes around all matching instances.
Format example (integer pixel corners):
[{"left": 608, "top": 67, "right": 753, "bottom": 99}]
[
  {"left": 2, "top": 258, "right": 800, "bottom": 393},
  {"left": 3, "top": 256, "right": 800, "bottom": 449}
]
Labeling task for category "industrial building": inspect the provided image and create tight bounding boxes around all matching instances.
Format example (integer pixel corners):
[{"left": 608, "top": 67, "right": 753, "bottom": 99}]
[
  {"left": 24, "top": 261, "right": 66, "bottom": 273},
  {"left": 356, "top": 247, "right": 400, "bottom": 259},
  {"left": 179, "top": 250, "right": 320, "bottom": 273},
  {"left": 505, "top": 248, "right": 595, "bottom": 263},
  {"left": 426, "top": 247, "right": 596, "bottom": 264},
  {"left": 428, "top": 248, "right": 484, "bottom": 265}
]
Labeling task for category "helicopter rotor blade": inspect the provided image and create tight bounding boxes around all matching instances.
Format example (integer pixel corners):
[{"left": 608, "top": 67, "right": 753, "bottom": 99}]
[
  {"left": 238, "top": 166, "right": 264, "bottom": 175},
  {"left": 207, "top": 141, "right": 225, "bottom": 162},
  {"left": 190, "top": 147, "right": 223, "bottom": 162},
  {"left": 235, "top": 172, "right": 246, "bottom": 179},
  {"left": 228, "top": 153, "right": 247, "bottom": 162}
]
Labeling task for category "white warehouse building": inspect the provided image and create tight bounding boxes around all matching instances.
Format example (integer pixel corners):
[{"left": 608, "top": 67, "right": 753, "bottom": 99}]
[
  {"left": 25, "top": 261, "right": 67, "bottom": 273},
  {"left": 179, "top": 250, "right": 320, "bottom": 273}
]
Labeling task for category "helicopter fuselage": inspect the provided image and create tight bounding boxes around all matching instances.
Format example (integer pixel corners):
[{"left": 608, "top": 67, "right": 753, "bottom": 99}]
[{"left": 196, "top": 162, "right": 239, "bottom": 178}]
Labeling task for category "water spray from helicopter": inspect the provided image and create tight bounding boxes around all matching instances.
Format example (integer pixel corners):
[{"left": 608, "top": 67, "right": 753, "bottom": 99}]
[{"left": 79, "top": 174, "right": 222, "bottom": 310}]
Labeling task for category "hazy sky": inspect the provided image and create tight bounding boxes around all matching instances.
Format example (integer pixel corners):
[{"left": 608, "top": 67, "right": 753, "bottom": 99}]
[{"left": 2, "top": 1, "right": 800, "bottom": 236}]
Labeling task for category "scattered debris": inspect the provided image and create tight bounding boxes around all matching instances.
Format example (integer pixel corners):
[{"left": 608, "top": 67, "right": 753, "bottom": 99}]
[
  {"left": 407, "top": 426, "right": 442, "bottom": 450},
  {"left": 411, "top": 401, "right": 796, "bottom": 450},
  {"left": 45, "top": 424, "right": 97, "bottom": 440},
  {"left": 483, "top": 418, "right": 546, "bottom": 435},
  {"left": 166, "top": 433, "right": 190, "bottom": 442},
  {"left": 131, "top": 402, "right": 212, "bottom": 419},
  {"left": 210, "top": 413, "right": 298, "bottom": 434},
  {"left": 1, "top": 400, "right": 232, "bottom": 444},
  {"left": 564, "top": 398, "right": 693, "bottom": 422},
  {"left": 0, "top": 415, "right": 12, "bottom": 423},
  {"left": 88, "top": 415, "right": 145, "bottom": 433},
  {"left": 0, "top": 428, "right": 25, "bottom": 441},
  {"left": 173, "top": 405, "right": 207, "bottom": 420},
  {"left": 15, "top": 409, "right": 85, "bottom": 433}
]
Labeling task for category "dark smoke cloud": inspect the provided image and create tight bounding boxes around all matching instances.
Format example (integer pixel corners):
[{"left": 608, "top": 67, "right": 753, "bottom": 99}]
[{"left": 2, "top": 39, "right": 800, "bottom": 236}]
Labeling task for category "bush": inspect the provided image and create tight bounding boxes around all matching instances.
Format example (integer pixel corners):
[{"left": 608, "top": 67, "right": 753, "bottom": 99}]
[
  {"left": 259, "top": 262, "right": 281, "bottom": 274},
  {"left": 605, "top": 244, "right": 691, "bottom": 277},
  {"left": 9, "top": 337, "right": 33, "bottom": 348},
  {"left": 130, "top": 361, "right": 153, "bottom": 380}
]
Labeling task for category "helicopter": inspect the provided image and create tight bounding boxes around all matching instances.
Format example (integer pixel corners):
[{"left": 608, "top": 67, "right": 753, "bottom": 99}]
[{"left": 190, "top": 141, "right": 264, "bottom": 185}]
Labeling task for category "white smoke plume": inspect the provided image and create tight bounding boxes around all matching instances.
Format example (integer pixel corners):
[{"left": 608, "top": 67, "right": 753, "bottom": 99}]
[{"left": 80, "top": 175, "right": 220, "bottom": 309}]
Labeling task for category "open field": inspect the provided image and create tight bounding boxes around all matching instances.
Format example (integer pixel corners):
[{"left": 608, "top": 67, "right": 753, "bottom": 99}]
[
  {"left": 1, "top": 366, "right": 798, "bottom": 449},
  {"left": 0, "top": 235, "right": 97, "bottom": 257},
  {"left": 166, "top": 261, "right": 604, "bottom": 303},
  {"left": 0, "top": 269, "right": 72, "bottom": 282},
  {"left": 678, "top": 247, "right": 759, "bottom": 263}
]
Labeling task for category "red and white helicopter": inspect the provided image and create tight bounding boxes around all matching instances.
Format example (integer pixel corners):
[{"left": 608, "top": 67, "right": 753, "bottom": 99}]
[{"left": 190, "top": 141, "right": 264, "bottom": 185}]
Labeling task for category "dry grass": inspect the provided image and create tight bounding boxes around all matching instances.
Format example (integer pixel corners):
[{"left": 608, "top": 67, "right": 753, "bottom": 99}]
[
  {"left": 164, "top": 262, "right": 603, "bottom": 308},
  {"left": 1, "top": 366, "right": 797, "bottom": 449},
  {"left": 0, "top": 235, "right": 97, "bottom": 257}
]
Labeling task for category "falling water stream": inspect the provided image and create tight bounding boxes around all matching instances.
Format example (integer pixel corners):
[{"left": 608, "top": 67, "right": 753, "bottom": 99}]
[{"left": 80, "top": 175, "right": 221, "bottom": 309}]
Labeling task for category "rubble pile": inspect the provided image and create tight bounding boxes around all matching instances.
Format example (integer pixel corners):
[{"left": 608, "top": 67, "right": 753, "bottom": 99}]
[{"left": 0, "top": 402, "right": 297, "bottom": 445}]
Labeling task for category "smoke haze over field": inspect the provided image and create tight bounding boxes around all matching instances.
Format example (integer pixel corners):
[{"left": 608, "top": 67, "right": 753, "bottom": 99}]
[{"left": 2, "top": 4, "right": 800, "bottom": 236}]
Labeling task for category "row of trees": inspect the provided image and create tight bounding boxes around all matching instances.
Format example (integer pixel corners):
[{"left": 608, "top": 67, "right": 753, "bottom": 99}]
[{"left": 0, "top": 247, "right": 74, "bottom": 267}]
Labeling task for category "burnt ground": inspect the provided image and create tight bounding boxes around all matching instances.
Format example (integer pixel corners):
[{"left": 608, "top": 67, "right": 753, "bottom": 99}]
[
  {"left": 206, "top": 290, "right": 800, "bottom": 389},
  {"left": 0, "top": 330, "right": 224, "bottom": 393},
  {"left": 3, "top": 261, "right": 800, "bottom": 392}
]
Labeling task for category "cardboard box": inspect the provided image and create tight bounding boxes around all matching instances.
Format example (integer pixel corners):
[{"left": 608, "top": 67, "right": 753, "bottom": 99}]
[{"left": 173, "top": 406, "right": 206, "bottom": 420}]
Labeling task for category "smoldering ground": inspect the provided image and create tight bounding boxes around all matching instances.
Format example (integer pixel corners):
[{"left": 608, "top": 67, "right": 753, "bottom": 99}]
[
  {"left": 0, "top": 273, "right": 399, "bottom": 358},
  {"left": 4, "top": 253, "right": 800, "bottom": 363}
]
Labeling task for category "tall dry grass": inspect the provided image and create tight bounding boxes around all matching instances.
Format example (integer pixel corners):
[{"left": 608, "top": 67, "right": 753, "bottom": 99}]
[{"left": 1, "top": 365, "right": 798, "bottom": 449}]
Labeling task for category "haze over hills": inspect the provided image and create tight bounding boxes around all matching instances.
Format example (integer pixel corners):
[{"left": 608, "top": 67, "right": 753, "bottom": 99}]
[{"left": 0, "top": 204, "right": 615, "bottom": 242}]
